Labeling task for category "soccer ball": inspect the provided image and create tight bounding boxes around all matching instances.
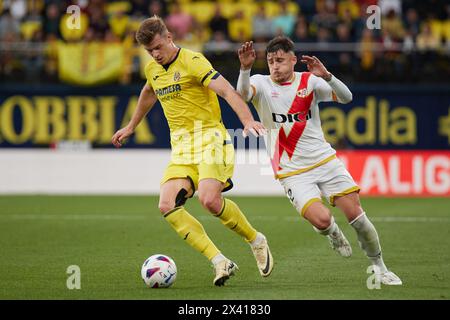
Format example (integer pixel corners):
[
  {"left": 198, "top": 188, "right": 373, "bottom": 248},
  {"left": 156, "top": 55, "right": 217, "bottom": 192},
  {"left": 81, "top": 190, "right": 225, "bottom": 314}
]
[{"left": 141, "top": 254, "right": 177, "bottom": 288}]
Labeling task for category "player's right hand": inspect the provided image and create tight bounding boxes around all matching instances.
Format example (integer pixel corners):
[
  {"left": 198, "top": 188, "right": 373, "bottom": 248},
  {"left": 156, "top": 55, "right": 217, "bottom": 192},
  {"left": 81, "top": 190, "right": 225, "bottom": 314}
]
[
  {"left": 112, "top": 126, "right": 134, "bottom": 148},
  {"left": 238, "top": 41, "right": 256, "bottom": 70},
  {"left": 243, "top": 120, "right": 266, "bottom": 138}
]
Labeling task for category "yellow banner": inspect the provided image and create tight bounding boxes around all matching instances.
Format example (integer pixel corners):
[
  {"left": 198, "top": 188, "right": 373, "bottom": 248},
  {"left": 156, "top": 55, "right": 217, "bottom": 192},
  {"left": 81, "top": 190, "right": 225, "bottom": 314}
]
[{"left": 58, "top": 42, "right": 124, "bottom": 86}]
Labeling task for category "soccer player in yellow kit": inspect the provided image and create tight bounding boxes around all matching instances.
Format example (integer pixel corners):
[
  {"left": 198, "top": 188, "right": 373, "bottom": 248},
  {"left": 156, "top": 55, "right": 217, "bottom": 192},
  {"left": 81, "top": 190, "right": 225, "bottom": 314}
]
[{"left": 112, "top": 16, "right": 273, "bottom": 286}]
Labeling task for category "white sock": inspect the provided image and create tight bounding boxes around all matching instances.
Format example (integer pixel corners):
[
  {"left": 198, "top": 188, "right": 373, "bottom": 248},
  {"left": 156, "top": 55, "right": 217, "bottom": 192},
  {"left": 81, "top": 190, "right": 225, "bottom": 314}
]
[
  {"left": 250, "top": 232, "right": 265, "bottom": 247},
  {"left": 211, "top": 253, "right": 226, "bottom": 266},
  {"left": 313, "top": 216, "right": 339, "bottom": 236},
  {"left": 350, "top": 212, "right": 388, "bottom": 273}
]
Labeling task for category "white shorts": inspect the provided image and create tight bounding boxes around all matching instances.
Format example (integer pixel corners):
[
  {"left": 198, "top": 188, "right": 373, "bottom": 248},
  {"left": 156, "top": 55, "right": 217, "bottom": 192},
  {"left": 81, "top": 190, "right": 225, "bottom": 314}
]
[{"left": 279, "top": 158, "right": 360, "bottom": 216}]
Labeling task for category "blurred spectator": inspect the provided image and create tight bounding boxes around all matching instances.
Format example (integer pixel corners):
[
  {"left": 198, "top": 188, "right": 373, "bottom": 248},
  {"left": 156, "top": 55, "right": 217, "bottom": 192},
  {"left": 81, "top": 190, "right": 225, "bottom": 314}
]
[
  {"left": 205, "top": 31, "right": 233, "bottom": 53},
  {"left": 335, "top": 23, "right": 355, "bottom": 79},
  {"left": 359, "top": 29, "right": 377, "bottom": 73},
  {"left": 336, "top": 23, "right": 353, "bottom": 42},
  {"left": 20, "top": 4, "right": 43, "bottom": 41},
  {"left": 87, "top": 3, "right": 109, "bottom": 41},
  {"left": 272, "top": 0, "right": 296, "bottom": 37},
  {"left": 292, "top": 18, "right": 313, "bottom": 43},
  {"left": 23, "top": 28, "right": 45, "bottom": 82},
  {"left": 109, "top": 8, "right": 130, "bottom": 40},
  {"left": 165, "top": 1, "right": 195, "bottom": 41},
  {"left": 311, "top": 0, "right": 338, "bottom": 34},
  {"left": 339, "top": 6, "right": 356, "bottom": 38},
  {"left": 403, "top": 8, "right": 421, "bottom": 39},
  {"left": 337, "top": 0, "right": 360, "bottom": 20},
  {"left": 209, "top": 4, "right": 229, "bottom": 40},
  {"left": 382, "top": 9, "right": 406, "bottom": 41},
  {"left": 0, "top": 9, "right": 21, "bottom": 41},
  {"left": 148, "top": 0, "right": 167, "bottom": 19},
  {"left": 8, "top": 0, "right": 27, "bottom": 21},
  {"left": 416, "top": 22, "right": 441, "bottom": 52},
  {"left": 313, "top": 26, "right": 336, "bottom": 66},
  {"left": 42, "top": 3, "right": 60, "bottom": 39},
  {"left": 252, "top": 4, "right": 273, "bottom": 42},
  {"left": 378, "top": 0, "right": 402, "bottom": 16},
  {"left": 228, "top": 10, "right": 251, "bottom": 42}
]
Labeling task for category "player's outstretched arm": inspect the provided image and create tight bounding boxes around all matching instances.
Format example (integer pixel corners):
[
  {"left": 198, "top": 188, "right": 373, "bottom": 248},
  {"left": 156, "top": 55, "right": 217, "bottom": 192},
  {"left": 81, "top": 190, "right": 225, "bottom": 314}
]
[
  {"left": 112, "top": 84, "right": 157, "bottom": 148},
  {"left": 208, "top": 75, "right": 266, "bottom": 137},
  {"left": 236, "top": 41, "right": 256, "bottom": 101},
  {"left": 300, "top": 55, "right": 352, "bottom": 104}
]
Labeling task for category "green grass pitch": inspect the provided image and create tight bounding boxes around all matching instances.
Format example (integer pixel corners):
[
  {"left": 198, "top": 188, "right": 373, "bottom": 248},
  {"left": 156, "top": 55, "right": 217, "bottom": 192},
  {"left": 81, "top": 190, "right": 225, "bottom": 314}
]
[{"left": 0, "top": 196, "right": 449, "bottom": 300}]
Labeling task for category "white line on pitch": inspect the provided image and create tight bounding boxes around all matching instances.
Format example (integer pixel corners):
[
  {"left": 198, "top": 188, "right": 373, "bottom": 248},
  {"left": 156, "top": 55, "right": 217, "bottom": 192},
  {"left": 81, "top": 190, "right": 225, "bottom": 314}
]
[
  {"left": 0, "top": 214, "right": 147, "bottom": 220},
  {"left": 0, "top": 214, "right": 448, "bottom": 223}
]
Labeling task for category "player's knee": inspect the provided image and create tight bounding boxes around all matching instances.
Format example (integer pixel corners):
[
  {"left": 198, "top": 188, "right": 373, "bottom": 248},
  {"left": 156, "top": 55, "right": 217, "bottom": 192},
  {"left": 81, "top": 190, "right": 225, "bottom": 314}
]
[
  {"left": 315, "top": 214, "right": 332, "bottom": 230},
  {"left": 304, "top": 203, "right": 332, "bottom": 229},
  {"left": 199, "top": 194, "right": 222, "bottom": 214},
  {"left": 158, "top": 201, "right": 174, "bottom": 215}
]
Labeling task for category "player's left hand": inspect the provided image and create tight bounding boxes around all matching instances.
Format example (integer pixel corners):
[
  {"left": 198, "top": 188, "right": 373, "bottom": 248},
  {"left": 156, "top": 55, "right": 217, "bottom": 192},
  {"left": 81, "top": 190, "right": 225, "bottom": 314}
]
[
  {"left": 300, "top": 55, "right": 332, "bottom": 81},
  {"left": 112, "top": 125, "right": 134, "bottom": 148},
  {"left": 243, "top": 120, "right": 266, "bottom": 138}
]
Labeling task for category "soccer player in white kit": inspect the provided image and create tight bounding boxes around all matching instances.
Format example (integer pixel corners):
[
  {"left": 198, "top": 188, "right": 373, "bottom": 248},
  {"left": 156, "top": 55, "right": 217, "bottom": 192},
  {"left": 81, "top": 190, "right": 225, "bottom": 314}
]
[{"left": 236, "top": 36, "right": 401, "bottom": 285}]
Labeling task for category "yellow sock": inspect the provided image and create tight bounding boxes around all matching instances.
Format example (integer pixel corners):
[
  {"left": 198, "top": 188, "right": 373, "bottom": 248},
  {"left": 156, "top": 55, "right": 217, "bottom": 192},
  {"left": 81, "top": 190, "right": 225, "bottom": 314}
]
[
  {"left": 164, "top": 207, "right": 220, "bottom": 260},
  {"left": 216, "top": 198, "right": 258, "bottom": 242}
]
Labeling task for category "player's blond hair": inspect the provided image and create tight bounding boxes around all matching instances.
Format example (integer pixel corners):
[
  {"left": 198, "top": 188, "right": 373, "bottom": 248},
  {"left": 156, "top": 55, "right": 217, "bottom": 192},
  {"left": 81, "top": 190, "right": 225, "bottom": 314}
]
[{"left": 136, "top": 15, "right": 168, "bottom": 45}]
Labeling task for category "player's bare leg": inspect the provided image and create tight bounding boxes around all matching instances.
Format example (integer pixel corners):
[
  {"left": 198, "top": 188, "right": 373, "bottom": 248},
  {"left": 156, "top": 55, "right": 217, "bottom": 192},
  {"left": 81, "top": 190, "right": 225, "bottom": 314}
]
[
  {"left": 334, "top": 192, "right": 402, "bottom": 285},
  {"left": 198, "top": 178, "right": 273, "bottom": 279},
  {"left": 159, "top": 178, "right": 194, "bottom": 214},
  {"left": 304, "top": 201, "right": 352, "bottom": 257},
  {"left": 159, "top": 178, "right": 232, "bottom": 286}
]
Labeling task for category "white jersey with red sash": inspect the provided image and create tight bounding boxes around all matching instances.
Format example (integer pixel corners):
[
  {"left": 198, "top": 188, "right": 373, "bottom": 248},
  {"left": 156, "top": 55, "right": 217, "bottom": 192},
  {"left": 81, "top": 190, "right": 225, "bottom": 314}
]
[{"left": 250, "top": 71, "right": 337, "bottom": 179}]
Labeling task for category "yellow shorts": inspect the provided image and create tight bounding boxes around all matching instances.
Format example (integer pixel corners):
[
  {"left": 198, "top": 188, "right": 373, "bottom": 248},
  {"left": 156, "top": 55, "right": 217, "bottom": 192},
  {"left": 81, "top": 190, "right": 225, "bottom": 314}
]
[{"left": 161, "top": 141, "right": 235, "bottom": 193}]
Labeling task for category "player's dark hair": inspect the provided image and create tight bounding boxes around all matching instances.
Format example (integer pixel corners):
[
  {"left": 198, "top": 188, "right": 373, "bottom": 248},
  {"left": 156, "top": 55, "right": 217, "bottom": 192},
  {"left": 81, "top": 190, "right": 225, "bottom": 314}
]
[
  {"left": 136, "top": 15, "right": 168, "bottom": 45},
  {"left": 265, "top": 36, "right": 295, "bottom": 56}
]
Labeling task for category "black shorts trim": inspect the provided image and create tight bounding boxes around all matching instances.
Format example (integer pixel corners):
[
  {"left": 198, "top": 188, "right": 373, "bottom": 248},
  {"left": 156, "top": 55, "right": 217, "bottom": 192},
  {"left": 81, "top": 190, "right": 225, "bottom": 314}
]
[{"left": 221, "top": 178, "right": 234, "bottom": 193}]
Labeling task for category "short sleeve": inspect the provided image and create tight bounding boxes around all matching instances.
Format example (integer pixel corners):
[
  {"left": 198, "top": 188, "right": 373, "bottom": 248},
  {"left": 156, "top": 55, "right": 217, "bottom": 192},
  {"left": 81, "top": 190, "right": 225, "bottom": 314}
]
[
  {"left": 188, "top": 53, "right": 220, "bottom": 87},
  {"left": 144, "top": 62, "right": 153, "bottom": 88}
]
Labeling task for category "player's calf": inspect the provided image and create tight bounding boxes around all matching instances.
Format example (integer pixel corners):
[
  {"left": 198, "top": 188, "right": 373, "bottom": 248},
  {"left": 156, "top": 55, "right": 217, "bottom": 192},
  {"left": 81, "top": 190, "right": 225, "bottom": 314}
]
[
  {"left": 350, "top": 212, "right": 402, "bottom": 285},
  {"left": 304, "top": 202, "right": 352, "bottom": 257},
  {"left": 313, "top": 216, "right": 352, "bottom": 258}
]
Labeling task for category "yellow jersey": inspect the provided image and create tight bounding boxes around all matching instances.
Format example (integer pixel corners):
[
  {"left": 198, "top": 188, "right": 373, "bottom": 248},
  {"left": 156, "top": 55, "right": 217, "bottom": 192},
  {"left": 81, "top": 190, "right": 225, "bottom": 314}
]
[{"left": 145, "top": 47, "right": 228, "bottom": 134}]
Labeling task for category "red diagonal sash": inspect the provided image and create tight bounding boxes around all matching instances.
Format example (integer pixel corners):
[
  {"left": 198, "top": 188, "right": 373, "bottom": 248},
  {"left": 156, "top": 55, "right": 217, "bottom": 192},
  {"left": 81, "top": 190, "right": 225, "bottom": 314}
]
[{"left": 271, "top": 72, "right": 314, "bottom": 173}]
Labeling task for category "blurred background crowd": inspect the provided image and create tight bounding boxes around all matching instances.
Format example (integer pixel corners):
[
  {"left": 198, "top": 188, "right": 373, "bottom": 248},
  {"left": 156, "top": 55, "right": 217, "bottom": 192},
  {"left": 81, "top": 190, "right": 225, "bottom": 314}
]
[{"left": 0, "top": 0, "right": 449, "bottom": 85}]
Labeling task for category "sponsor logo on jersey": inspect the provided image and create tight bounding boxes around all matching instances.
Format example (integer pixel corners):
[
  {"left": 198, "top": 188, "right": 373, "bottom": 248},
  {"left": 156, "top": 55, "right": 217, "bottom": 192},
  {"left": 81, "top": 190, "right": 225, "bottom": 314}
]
[
  {"left": 272, "top": 110, "right": 312, "bottom": 123},
  {"left": 155, "top": 84, "right": 182, "bottom": 97},
  {"left": 296, "top": 88, "right": 309, "bottom": 98}
]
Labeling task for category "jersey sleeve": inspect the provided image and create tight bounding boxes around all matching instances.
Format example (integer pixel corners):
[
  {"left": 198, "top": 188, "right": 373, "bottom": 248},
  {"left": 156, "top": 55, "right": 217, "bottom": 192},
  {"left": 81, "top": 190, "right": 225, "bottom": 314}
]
[
  {"left": 144, "top": 61, "right": 154, "bottom": 88},
  {"left": 188, "top": 53, "right": 220, "bottom": 87},
  {"left": 311, "top": 74, "right": 337, "bottom": 103}
]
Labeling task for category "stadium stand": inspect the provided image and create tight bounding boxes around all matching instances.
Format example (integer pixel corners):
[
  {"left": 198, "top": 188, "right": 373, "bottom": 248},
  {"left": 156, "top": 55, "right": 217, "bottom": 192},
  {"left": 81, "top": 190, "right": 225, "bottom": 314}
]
[{"left": 0, "top": 0, "right": 449, "bottom": 85}]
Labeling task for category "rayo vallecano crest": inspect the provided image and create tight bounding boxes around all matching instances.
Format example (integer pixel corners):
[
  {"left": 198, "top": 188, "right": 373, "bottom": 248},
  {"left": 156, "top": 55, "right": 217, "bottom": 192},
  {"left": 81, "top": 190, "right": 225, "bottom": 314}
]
[
  {"left": 297, "top": 88, "right": 309, "bottom": 98},
  {"left": 173, "top": 71, "right": 181, "bottom": 82}
]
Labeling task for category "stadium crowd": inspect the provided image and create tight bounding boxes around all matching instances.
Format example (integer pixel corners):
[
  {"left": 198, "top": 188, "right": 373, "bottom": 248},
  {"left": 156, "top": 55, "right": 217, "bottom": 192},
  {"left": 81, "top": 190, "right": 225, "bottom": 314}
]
[{"left": 0, "top": 0, "right": 449, "bottom": 84}]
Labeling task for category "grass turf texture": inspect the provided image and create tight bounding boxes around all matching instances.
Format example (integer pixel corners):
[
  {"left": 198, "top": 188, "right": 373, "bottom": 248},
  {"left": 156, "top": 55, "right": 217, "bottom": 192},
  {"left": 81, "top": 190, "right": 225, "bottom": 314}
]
[{"left": 0, "top": 196, "right": 449, "bottom": 300}]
